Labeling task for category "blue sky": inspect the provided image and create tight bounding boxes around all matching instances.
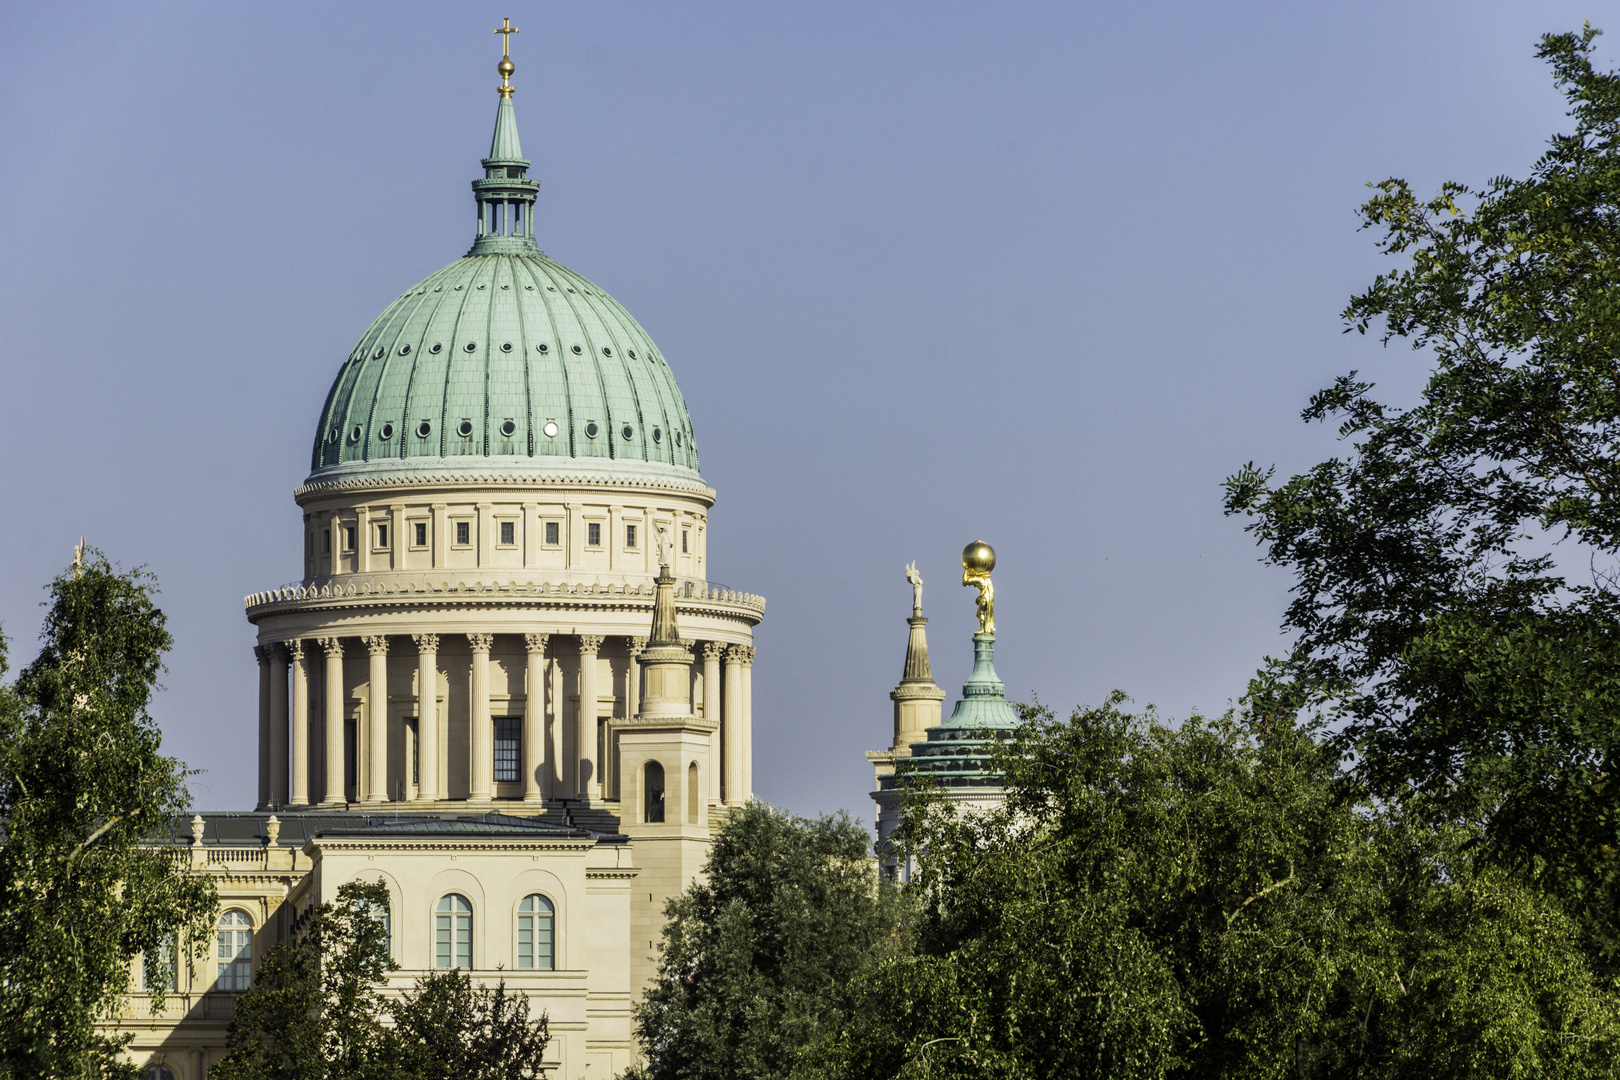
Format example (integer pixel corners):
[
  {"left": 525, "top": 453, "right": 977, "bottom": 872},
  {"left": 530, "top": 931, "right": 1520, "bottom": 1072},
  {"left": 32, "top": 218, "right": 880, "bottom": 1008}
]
[{"left": 2, "top": 1, "right": 1614, "bottom": 820}]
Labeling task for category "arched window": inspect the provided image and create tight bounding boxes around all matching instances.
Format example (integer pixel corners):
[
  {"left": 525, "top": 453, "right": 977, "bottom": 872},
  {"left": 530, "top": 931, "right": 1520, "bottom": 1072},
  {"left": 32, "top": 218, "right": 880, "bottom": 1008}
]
[
  {"left": 517, "top": 894, "right": 555, "bottom": 970},
  {"left": 435, "top": 894, "right": 473, "bottom": 969},
  {"left": 354, "top": 896, "right": 391, "bottom": 956},
  {"left": 142, "top": 932, "right": 177, "bottom": 993},
  {"left": 644, "top": 761, "right": 665, "bottom": 823},
  {"left": 141, "top": 1066, "right": 175, "bottom": 1080},
  {"left": 688, "top": 761, "right": 700, "bottom": 824},
  {"left": 217, "top": 909, "right": 253, "bottom": 991}
]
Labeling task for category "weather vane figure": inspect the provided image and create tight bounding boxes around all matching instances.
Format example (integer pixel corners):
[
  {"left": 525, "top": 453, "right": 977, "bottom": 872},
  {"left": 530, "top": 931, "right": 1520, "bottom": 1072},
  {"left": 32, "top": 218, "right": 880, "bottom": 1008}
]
[{"left": 961, "top": 541, "right": 996, "bottom": 634}]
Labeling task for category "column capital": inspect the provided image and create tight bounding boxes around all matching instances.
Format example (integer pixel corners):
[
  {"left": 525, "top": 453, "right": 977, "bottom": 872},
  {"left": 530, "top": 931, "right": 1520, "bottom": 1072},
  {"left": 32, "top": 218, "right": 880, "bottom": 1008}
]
[
  {"left": 467, "top": 632, "right": 495, "bottom": 653},
  {"left": 254, "top": 644, "right": 271, "bottom": 664},
  {"left": 412, "top": 633, "right": 440, "bottom": 652},
  {"left": 701, "top": 641, "right": 724, "bottom": 662},
  {"left": 724, "top": 644, "right": 749, "bottom": 664},
  {"left": 578, "top": 634, "right": 605, "bottom": 654},
  {"left": 318, "top": 636, "right": 343, "bottom": 658},
  {"left": 524, "top": 632, "right": 549, "bottom": 654},
  {"left": 362, "top": 635, "right": 389, "bottom": 656},
  {"left": 627, "top": 635, "right": 647, "bottom": 657},
  {"left": 286, "top": 639, "right": 305, "bottom": 661},
  {"left": 739, "top": 645, "right": 755, "bottom": 667}
]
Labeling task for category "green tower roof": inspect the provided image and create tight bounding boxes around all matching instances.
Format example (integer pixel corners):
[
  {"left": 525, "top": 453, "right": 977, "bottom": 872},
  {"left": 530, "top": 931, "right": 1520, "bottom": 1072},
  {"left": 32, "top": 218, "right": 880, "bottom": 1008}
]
[
  {"left": 307, "top": 82, "right": 701, "bottom": 490},
  {"left": 880, "top": 632, "right": 1020, "bottom": 791}
]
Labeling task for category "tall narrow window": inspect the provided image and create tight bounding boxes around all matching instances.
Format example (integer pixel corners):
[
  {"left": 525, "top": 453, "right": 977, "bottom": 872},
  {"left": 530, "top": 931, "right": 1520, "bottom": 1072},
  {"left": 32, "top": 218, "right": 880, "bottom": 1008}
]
[
  {"left": 344, "top": 525, "right": 357, "bottom": 552},
  {"left": 688, "top": 761, "right": 700, "bottom": 824},
  {"left": 323, "top": 531, "right": 332, "bottom": 553},
  {"left": 681, "top": 529, "right": 689, "bottom": 554},
  {"left": 415, "top": 522, "right": 428, "bottom": 547},
  {"left": 625, "top": 524, "right": 637, "bottom": 549},
  {"left": 517, "top": 894, "right": 555, "bottom": 970},
  {"left": 587, "top": 522, "right": 601, "bottom": 547},
  {"left": 456, "top": 521, "right": 471, "bottom": 546},
  {"left": 435, "top": 894, "right": 473, "bottom": 969},
  {"left": 644, "top": 761, "right": 665, "bottom": 823},
  {"left": 500, "top": 520, "right": 515, "bottom": 545},
  {"left": 545, "top": 521, "right": 560, "bottom": 545},
  {"left": 355, "top": 898, "right": 391, "bottom": 955},
  {"left": 217, "top": 910, "right": 253, "bottom": 991},
  {"left": 376, "top": 524, "right": 389, "bottom": 548},
  {"left": 494, "top": 716, "right": 520, "bottom": 782},
  {"left": 143, "top": 933, "right": 177, "bottom": 992}
]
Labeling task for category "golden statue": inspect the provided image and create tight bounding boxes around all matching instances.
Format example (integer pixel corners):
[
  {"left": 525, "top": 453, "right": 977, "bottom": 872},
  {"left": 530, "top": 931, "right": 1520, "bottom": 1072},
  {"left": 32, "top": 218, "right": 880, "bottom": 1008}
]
[{"left": 961, "top": 540, "right": 996, "bottom": 634}]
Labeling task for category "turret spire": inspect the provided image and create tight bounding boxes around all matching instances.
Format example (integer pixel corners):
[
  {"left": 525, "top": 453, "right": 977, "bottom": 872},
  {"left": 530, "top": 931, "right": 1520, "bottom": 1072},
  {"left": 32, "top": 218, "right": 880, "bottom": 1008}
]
[{"left": 468, "top": 19, "right": 540, "bottom": 256}]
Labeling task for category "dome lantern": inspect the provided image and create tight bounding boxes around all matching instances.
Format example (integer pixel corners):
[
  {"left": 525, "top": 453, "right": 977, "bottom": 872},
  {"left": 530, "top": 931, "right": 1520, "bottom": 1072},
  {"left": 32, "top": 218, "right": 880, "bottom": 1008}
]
[{"left": 471, "top": 18, "right": 540, "bottom": 257}]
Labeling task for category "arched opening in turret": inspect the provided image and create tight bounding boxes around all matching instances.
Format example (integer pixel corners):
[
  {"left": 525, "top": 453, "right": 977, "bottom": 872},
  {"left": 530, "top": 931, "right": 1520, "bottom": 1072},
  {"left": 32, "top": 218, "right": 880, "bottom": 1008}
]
[
  {"left": 644, "top": 761, "right": 665, "bottom": 823},
  {"left": 687, "top": 761, "right": 699, "bottom": 824}
]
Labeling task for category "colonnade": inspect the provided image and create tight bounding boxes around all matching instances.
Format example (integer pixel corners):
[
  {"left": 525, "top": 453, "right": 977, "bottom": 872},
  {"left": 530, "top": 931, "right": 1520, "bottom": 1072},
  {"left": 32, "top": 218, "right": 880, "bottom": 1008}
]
[{"left": 252, "top": 634, "right": 753, "bottom": 810}]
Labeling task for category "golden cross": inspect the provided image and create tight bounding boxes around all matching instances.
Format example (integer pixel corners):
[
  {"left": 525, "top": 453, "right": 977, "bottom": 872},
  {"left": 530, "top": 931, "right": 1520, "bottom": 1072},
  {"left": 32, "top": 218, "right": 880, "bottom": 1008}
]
[{"left": 495, "top": 17, "right": 519, "bottom": 58}]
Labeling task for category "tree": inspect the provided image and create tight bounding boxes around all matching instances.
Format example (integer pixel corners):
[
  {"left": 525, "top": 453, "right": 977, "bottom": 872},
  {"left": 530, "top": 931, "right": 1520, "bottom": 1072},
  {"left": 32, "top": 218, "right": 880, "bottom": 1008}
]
[
  {"left": 389, "top": 971, "right": 551, "bottom": 1080},
  {"left": 0, "top": 550, "right": 217, "bottom": 1080},
  {"left": 805, "top": 700, "right": 1620, "bottom": 1080},
  {"left": 629, "top": 801, "right": 910, "bottom": 1080},
  {"left": 1222, "top": 26, "right": 1620, "bottom": 936}
]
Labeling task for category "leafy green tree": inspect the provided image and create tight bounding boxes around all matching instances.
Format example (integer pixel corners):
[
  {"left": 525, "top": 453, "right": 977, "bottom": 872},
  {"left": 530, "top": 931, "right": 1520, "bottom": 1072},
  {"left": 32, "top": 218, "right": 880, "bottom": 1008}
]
[
  {"left": 1222, "top": 26, "right": 1620, "bottom": 933},
  {"left": 630, "top": 801, "right": 910, "bottom": 1080},
  {"left": 212, "top": 879, "right": 396, "bottom": 1080},
  {"left": 0, "top": 550, "right": 217, "bottom": 1080},
  {"left": 807, "top": 700, "right": 1620, "bottom": 1080},
  {"left": 388, "top": 971, "right": 551, "bottom": 1080}
]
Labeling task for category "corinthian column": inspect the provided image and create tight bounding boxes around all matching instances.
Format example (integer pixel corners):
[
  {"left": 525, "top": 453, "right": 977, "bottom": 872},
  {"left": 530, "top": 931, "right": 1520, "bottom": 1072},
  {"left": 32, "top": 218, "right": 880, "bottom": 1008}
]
[
  {"left": 468, "top": 633, "right": 495, "bottom": 803},
  {"left": 363, "top": 636, "right": 389, "bottom": 803},
  {"left": 723, "top": 645, "right": 744, "bottom": 806},
  {"left": 740, "top": 645, "right": 755, "bottom": 802},
  {"left": 413, "top": 634, "right": 440, "bottom": 802},
  {"left": 320, "top": 637, "right": 346, "bottom": 806},
  {"left": 255, "top": 645, "right": 272, "bottom": 810},
  {"left": 577, "top": 635, "right": 604, "bottom": 800},
  {"left": 523, "top": 634, "right": 548, "bottom": 803},
  {"left": 269, "top": 643, "right": 289, "bottom": 806},
  {"left": 702, "top": 642, "right": 723, "bottom": 802},
  {"left": 626, "top": 636, "right": 646, "bottom": 719},
  {"left": 290, "top": 641, "right": 309, "bottom": 806}
]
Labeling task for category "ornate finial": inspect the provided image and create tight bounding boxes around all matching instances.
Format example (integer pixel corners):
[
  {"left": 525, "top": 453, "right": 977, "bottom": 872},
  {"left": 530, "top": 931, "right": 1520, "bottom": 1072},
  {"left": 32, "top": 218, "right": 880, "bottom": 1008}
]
[
  {"left": 961, "top": 541, "right": 996, "bottom": 634},
  {"left": 494, "top": 17, "right": 519, "bottom": 97},
  {"left": 905, "top": 562, "right": 924, "bottom": 617}
]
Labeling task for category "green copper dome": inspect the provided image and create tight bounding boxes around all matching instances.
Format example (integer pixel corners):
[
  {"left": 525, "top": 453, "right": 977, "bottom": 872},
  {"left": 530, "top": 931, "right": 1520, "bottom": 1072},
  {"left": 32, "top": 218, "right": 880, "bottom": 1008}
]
[{"left": 308, "top": 94, "right": 701, "bottom": 488}]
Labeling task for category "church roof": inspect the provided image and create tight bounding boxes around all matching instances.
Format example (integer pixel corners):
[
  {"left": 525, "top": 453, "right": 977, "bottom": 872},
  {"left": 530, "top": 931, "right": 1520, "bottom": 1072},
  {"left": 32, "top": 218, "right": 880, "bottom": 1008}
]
[
  {"left": 307, "top": 85, "right": 701, "bottom": 490},
  {"left": 881, "top": 632, "right": 1020, "bottom": 791}
]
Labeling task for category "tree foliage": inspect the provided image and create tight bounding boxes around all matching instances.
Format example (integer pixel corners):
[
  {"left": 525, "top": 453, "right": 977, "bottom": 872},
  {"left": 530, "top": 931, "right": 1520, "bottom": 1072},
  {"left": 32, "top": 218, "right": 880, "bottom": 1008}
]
[
  {"left": 212, "top": 878, "right": 551, "bottom": 1080},
  {"left": 629, "top": 801, "right": 910, "bottom": 1080},
  {"left": 1223, "top": 26, "right": 1620, "bottom": 934},
  {"left": 805, "top": 700, "right": 1620, "bottom": 1080},
  {"left": 0, "top": 551, "right": 217, "bottom": 1080}
]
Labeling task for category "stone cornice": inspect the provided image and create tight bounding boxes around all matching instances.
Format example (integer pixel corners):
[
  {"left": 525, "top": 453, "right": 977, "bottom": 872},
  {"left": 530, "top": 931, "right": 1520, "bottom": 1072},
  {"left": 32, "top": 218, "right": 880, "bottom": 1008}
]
[
  {"left": 584, "top": 868, "right": 640, "bottom": 879},
  {"left": 295, "top": 462, "right": 715, "bottom": 504},
  {"left": 309, "top": 837, "right": 597, "bottom": 853},
  {"left": 613, "top": 714, "right": 719, "bottom": 733}
]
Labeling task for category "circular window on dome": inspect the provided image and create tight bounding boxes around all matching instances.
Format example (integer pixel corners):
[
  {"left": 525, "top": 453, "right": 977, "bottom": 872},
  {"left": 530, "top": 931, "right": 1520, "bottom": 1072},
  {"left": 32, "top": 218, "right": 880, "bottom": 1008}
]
[
  {"left": 430, "top": 342, "right": 443, "bottom": 354},
  {"left": 546, "top": 286, "right": 555, "bottom": 292},
  {"left": 477, "top": 284, "right": 486, "bottom": 290},
  {"left": 500, "top": 284, "right": 509, "bottom": 290},
  {"left": 602, "top": 347, "right": 612, "bottom": 357},
  {"left": 500, "top": 420, "right": 516, "bottom": 437},
  {"left": 628, "top": 349, "right": 637, "bottom": 359},
  {"left": 536, "top": 343, "right": 549, "bottom": 354},
  {"left": 455, "top": 285, "right": 464, "bottom": 291},
  {"left": 675, "top": 431, "right": 683, "bottom": 447},
  {"left": 622, "top": 425, "right": 634, "bottom": 441},
  {"left": 380, "top": 423, "right": 394, "bottom": 440},
  {"left": 417, "top": 420, "right": 432, "bottom": 438},
  {"left": 585, "top": 422, "right": 599, "bottom": 439},
  {"left": 349, "top": 425, "right": 362, "bottom": 443},
  {"left": 501, "top": 342, "right": 513, "bottom": 352},
  {"left": 567, "top": 288, "right": 576, "bottom": 293},
  {"left": 434, "top": 286, "right": 442, "bottom": 292},
  {"left": 524, "top": 285, "right": 533, "bottom": 290},
  {"left": 653, "top": 427, "right": 662, "bottom": 443},
  {"left": 372, "top": 348, "right": 384, "bottom": 359},
  {"left": 543, "top": 421, "right": 559, "bottom": 438},
  {"left": 399, "top": 344, "right": 411, "bottom": 356},
  {"left": 329, "top": 427, "right": 338, "bottom": 442},
  {"left": 464, "top": 342, "right": 477, "bottom": 352},
  {"left": 457, "top": 420, "right": 474, "bottom": 438},
  {"left": 571, "top": 345, "right": 582, "bottom": 355}
]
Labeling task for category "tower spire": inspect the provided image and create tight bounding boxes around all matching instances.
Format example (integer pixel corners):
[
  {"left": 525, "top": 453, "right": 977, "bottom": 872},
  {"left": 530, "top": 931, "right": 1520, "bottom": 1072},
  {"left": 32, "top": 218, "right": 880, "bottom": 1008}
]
[{"left": 468, "top": 19, "right": 540, "bottom": 256}]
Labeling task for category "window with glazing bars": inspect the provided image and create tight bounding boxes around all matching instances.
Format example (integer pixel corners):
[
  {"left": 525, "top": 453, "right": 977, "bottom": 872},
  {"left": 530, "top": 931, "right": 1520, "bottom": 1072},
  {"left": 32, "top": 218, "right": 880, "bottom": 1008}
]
[
  {"left": 143, "top": 933, "right": 177, "bottom": 992},
  {"left": 494, "top": 716, "right": 520, "bottom": 782},
  {"left": 517, "top": 894, "right": 555, "bottom": 970},
  {"left": 625, "top": 524, "right": 637, "bottom": 548},
  {"left": 456, "top": 521, "right": 471, "bottom": 545},
  {"left": 545, "top": 521, "right": 560, "bottom": 545},
  {"left": 435, "top": 894, "right": 472, "bottom": 969},
  {"left": 217, "top": 910, "right": 253, "bottom": 990},
  {"left": 500, "top": 520, "right": 515, "bottom": 545},
  {"left": 587, "top": 522, "right": 601, "bottom": 547}
]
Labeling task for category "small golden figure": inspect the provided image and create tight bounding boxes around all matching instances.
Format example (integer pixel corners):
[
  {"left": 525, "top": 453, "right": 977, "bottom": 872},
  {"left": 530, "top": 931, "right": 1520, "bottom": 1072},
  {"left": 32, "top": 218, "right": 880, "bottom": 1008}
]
[{"left": 961, "top": 540, "right": 996, "bottom": 634}]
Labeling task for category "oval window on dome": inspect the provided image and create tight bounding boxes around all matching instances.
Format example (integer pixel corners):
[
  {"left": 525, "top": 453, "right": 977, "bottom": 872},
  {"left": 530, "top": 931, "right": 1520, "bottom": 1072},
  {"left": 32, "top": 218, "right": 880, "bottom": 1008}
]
[
  {"left": 585, "top": 422, "right": 599, "bottom": 439},
  {"left": 571, "top": 345, "right": 582, "bottom": 355},
  {"left": 457, "top": 420, "right": 474, "bottom": 438},
  {"left": 465, "top": 342, "right": 477, "bottom": 352},
  {"left": 349, "top": 426, "right": 362, "bottom": 443},
  {"left": 622, "top": 425, "right": 634, "bottom": 441},
  {"left": 417, "top": 421, "right": 432, "bottom": 438},
  {"left": 455, "top": 285, "right": 464, "bottom": 291},
  {"left": 543, "top": 421, "right": 559, "bottom": 438},
  {"left": 602, "top": 347, "right": 612, "bottom": 357},
  {"left": 430, "top": 342, "right": 443, "bottom": 354},
  {"left": 652, "top": 427, "right": 662, "bottom": 443},
  {"left": 536, "top": 343, "right": 548, "bottom": 354},
  {"left": 500, "top": 420, "right": 516, "bottom": 437},
  {"left": 628, "top": 349, "right": 637, "bottom": 359},
  {"left": 501, "top": 342, "right": 513, "bottom": 353},
  {"left": 399, "top": 344, "right": 411, "bottom": 356},
  {"left": 675, "top": 432, "right": 683, "bottom": 447},
  {"left": 567, "top": 288, "right": 575, "bottom": 293},
  {"left": 380, "top": 423, "right": 394, "bottom": 440},
  {"left": 477, "top": 284, "right": 485, "bottom": 290}
]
